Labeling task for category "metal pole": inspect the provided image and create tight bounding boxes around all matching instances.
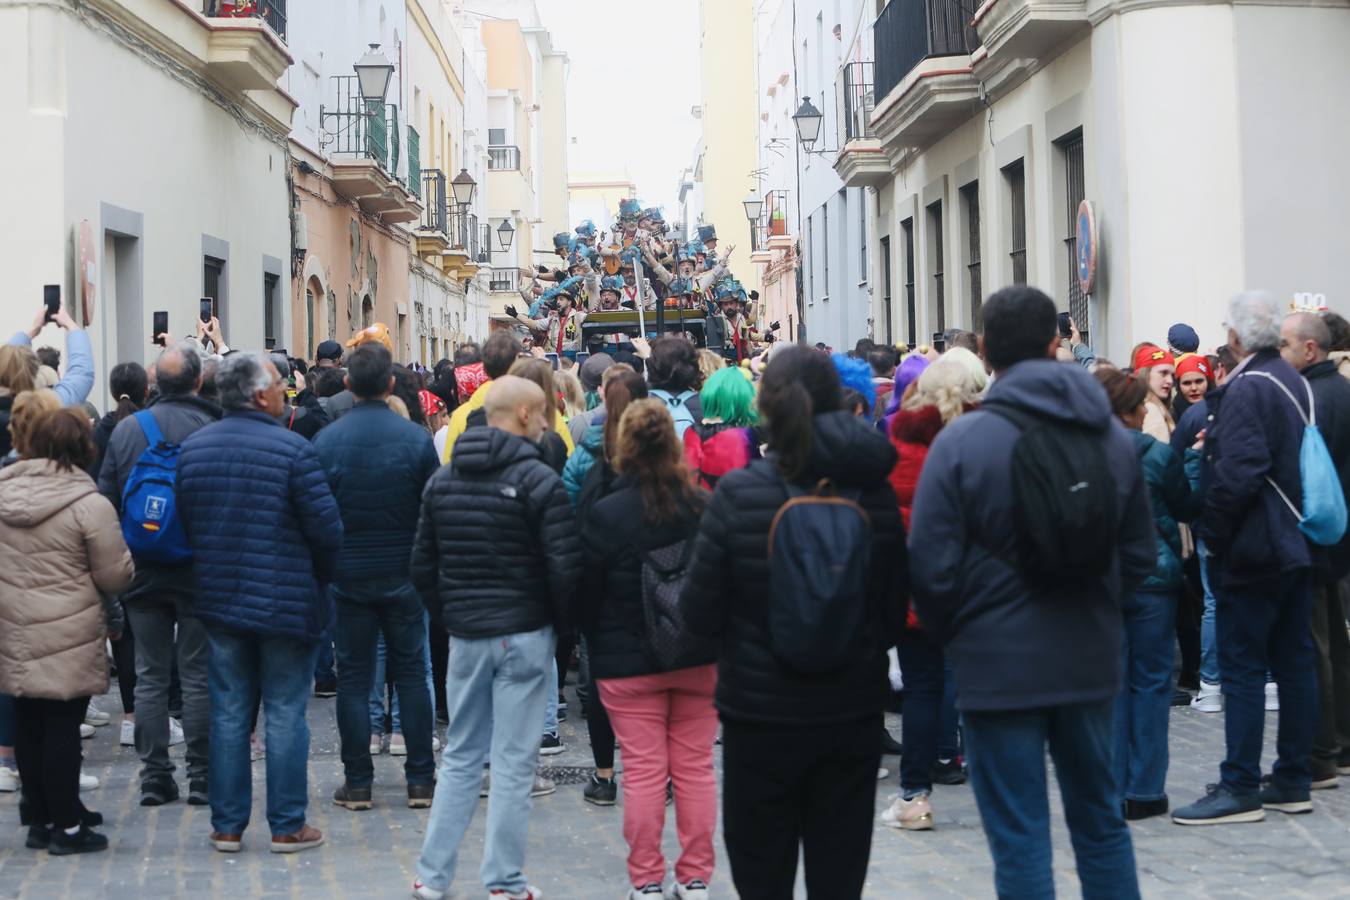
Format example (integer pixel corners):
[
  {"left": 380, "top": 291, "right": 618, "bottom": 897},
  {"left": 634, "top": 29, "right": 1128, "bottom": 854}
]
[{"left": 635, "top": 257, "right": 646, "bottom": 337}]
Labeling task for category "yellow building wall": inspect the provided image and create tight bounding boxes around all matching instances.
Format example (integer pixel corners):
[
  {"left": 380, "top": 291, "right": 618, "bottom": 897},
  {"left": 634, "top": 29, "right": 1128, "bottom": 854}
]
[{"left": 538, "top": 53, "right": 570, "bottom": 242}]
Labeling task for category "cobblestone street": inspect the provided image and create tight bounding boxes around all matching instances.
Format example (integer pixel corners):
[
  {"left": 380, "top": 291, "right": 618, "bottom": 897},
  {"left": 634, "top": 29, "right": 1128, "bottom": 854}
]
[{"left": 2, "top": 686, "right": 1349, "bottom": 899}]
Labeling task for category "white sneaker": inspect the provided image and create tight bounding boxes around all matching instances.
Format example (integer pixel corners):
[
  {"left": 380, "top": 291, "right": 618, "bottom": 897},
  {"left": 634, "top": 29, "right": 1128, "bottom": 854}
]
[
  {"left": 0, "top": 766, "right": 18, "bottom": 793},
  {"left": 370, "top": 733, "right": 383, "bottom": 756},
  {"left": 169, "top": 718, "right": 185, "bottom": 746},
  {"left": 531, "top": 774, "right": 556, "bottom": 797},
  {"left": 120, "top": 720, "right": 136, "bottom": 747},
  {"left": 432, "top": 735, "right": 442, "bottom": 753},
  {"left": 1191, "top": 681, "right": 1222, "bottom": 713},
  {"left": 876, "top": 767, "right": 890, "bottom": 780},
  {"left": 79, "top": 771, "right": 100, "bottom": 791},
  {"left": 410, "top": 880, "right": 444, "bottom": 900},
  {"left": 390, "top": 733, "right": 407, "bottom": 756},
  {"left": 880, "top": 793, "right": 935, "bottom": 831},
  {"left": 80, "top": 723, "right": 96, "bottom": 739},
  {"left": 674, "top": 880, "right": 710, "bottom": 899},
  {"left": 628, "top": 885, "right": 665, "bottom": 899},
  {"left": 1265, "top": 682, "right": 1280, "bottom": 712},
  {"left": 84, "top": 703, "right": 111, "bottom": 727}
]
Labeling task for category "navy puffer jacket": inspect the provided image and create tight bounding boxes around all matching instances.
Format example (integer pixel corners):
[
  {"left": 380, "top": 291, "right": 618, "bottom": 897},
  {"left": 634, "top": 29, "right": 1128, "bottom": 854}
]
[
  {"left": 177, "top": 410, "right": 343, "bottom": 640},
  {"left": 314, "top": 401, "right": 439, "bottom": 583}
]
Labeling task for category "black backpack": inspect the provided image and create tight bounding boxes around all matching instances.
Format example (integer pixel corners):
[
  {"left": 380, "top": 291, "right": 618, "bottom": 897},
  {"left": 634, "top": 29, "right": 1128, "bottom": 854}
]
[
  {"left": 985, "top": 402, "right": 1117, "bottom": 590},
  {"left": 639, "top": 538, "right": 717, "bottom": 671},
  {"left": 766, "top": 479, "right": 873, "bottom": 674}
]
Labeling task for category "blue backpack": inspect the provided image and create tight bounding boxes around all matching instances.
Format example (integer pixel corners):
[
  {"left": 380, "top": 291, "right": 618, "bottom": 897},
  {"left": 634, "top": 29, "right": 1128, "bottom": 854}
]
[
  {"left": 651, "top": 389, "right": 698, "bottom": 440},
  {"left": 1243, "top": 371, "right": 1348, "bottom": 546},
  {"left": 120, "top": 411, "right": 193, "bottom": 565}
]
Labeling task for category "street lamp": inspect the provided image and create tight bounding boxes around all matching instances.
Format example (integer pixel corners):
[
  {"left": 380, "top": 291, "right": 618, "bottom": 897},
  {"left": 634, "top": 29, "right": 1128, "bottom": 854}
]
[
  {"left": 742, "top": 192, "right": 763, "bottom": 223},
  {"left": 450, "top": 168, "right": 477, "bottom": 207},
  {"left": 497, "top": 219, "right": 515, "bottom": 252},
  {"left": 792, "top": 97, "right": 823, "bottom": 151},
  {"left": 354, "top": 44, "right": 395, "bottom": 103}
]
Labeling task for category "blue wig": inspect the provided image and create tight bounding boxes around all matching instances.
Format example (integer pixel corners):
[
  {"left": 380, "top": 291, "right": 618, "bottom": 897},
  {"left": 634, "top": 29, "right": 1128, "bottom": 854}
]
[{"left": 832, "top": 353, "right": 876, "bottom": 410}]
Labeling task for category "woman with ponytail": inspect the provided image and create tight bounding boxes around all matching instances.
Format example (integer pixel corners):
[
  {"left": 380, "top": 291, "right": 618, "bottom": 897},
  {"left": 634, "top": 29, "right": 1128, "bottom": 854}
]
[
  {"left": 680, "top": 345, "right": 907, "bottom": 899},
  {"left": 92, "top": 363, "right": 149, "bottom": 478},
  {"left": 582, "top": 399, "right": 713, "bottom": 899}
]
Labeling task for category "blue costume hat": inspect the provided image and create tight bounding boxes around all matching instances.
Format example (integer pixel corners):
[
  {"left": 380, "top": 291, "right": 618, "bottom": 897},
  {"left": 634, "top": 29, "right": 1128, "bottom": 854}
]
[
  {"left": 673, "top": 243, "right": 696, "bottom": 264},
  {"left": 557, "top": 275, "right": 584, "bottom": 298},
  {"left": 697, "top": 224, "right": 718, "bottom": 244},
  {"left": 568, "top": 246, "right": 594, "bottom": 271},
  {"left": 618, "top": 198, "right": 642, "bottom": 220},
  {"left": 600, "top": 275, "right": 625, "bottom": 295},
  {"left": 552, "top": 232, "right": 572, "bottom": 251},
  {"left": 687, "top": 238, "right": 706, "bottom": 258},
  {"left": 574, "top": 220, "right": 597, "bottom": 239},
  {"left": 641, "top": 207, "right": 664, "bottom": 223}
]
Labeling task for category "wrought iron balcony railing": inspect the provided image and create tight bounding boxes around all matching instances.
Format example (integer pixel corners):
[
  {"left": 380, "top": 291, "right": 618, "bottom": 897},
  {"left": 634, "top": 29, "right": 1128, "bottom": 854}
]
[
  {"left": 839, "top": 61, "right": 875, "bottom": 143},
  {"left": 874, "top": 0, "right": 980, "bottom": 104},
  {"left": 205, "top": 1, "right": 287, "bottom": 41},
  {"left": 421, "top": 170, "right": 448, "bottom": 234},
  {"left": 487, "top": 145, "right": 522, "bottom": 171}
]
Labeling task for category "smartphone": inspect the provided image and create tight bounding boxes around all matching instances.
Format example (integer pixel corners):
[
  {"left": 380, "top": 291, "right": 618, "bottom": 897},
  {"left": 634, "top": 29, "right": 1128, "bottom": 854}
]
[
  {"left": 931, "top": 331, "right": 946, "bottom": 354},
  {"left": 153, "top": 311, "right": 168, "bottom": 346},
  {"left": 1057, "top": 311, "right": 1073, "bottom": 339},
  {"left": 200, "top": 297, "right": 214, "bottom": 324},
  {"left": 544, "top": 352, "right": 561, "bottom": 371},
  {"left": 43, "top": 285, "right": 60, "bottom": 323}
]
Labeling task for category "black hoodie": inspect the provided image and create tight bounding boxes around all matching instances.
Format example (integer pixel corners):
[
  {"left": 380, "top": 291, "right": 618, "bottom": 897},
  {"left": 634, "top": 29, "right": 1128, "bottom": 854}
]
[
  {"left": 681, "top": 410, "right": 907, "bottom": 725},
  {"left": 411, "top": 427, "right": 582, "bottom": 638}
]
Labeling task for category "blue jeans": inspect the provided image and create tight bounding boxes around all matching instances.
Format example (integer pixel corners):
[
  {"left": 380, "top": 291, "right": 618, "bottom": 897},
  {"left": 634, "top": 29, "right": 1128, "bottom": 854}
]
[
  {"left": 543, "top": 659, "right": 559, "bottom": 737},
  {"left": 898, "top": 627, "right": 944, "bottom": 797},
  {"left": 206, "top": 629, "right": 319, "bottom": 837},
  {"left": 417, "top": 626, "right": 553, "bottom": 895},
  {"left": 1114, "top": 590, "right": 1176, "bottom": 801},
  {"left": 964, "top": 700, "right": 1139, "bottom": 900},
  {"left": 1216, "top": 566, "right": 1316, "bottom": 793},
  {"left": 1197, "top": 541, "right": 1220, "bottom": 684},
  {"left": 368, "top": 610, "right": 435, "bottom": 738},
  {"left": 333, "top": 579, "right": 435, "bottom": 788},
  {"left": 314, "top": 624, "right": 335, "bottom": 683}
]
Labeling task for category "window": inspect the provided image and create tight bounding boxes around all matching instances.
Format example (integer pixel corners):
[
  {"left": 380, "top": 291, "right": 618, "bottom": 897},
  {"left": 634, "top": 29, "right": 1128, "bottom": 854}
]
[
  {"left": 858, "top": 190, "right": 867, "bottom": 283},
  {"left": 1060, "top": 131, "right": 1087, "bottom": 339},
  {"left": 821, "top": 201, "right": 830, "bottom": 300},
  {"left": 1005, "top": 160, "right": 1027, "bottom": 285},
  {"left": 203, "top": 255, "right": 225, "bottom": 321},
  {"left": 305, "top": 286, "right": 315, "bottom": 357},
  {"left": 879, "top": 235, "right": 892, "bottom": 344},
  {"left": 901, "top": 218, "right": 916, "bottom": 348},
  {"left": 961, "top": 182, "right": 982, "bottom": 332},
  {"left": 263, "top": 272, "right": 279, "bottom": 350},
  {"left": 927, "top": 200, "right": 944, "bottom": 337},
  {"left": 805, "top": 214, "right": 814, "bottom": 304},
  {"left": 488, "top": 127, "right": 506, "bottom": 145}
]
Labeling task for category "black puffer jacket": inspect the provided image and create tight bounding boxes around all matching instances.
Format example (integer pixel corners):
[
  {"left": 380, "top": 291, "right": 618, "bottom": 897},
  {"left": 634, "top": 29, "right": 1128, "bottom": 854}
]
[
  {"left": 412, "top": 427, "right": 581, "bottom": 638},
  {"left": 580, "top": 480, "right": 705, "bottom": 680},
  {"left": 681, "top": 411, "right": 906, "bottom": 725}
]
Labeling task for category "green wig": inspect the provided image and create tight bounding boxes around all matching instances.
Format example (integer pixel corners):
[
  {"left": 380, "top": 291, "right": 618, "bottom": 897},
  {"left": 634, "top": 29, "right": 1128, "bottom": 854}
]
[{"left": 700, "top": 366, "right": 758, "bottom": 427}]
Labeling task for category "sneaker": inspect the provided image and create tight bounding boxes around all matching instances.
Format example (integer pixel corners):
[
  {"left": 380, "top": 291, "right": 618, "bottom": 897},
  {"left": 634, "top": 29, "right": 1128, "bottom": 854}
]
[
  {"left": 531, "top": 774, "right": 556, "bottom": 798},
  {"left": 1265, "top": 682, "right": 1279, "bottom": 712},
  {"left": 188, "top": 779, "right": 209, "bottom": 806},
  {"left": 140, "top": 780, "right": 179, "bottom": 807},
  {"left": 333, "top": 783, "right": 374, "bottom": 811},
  {"left": 168, "top": 718, "right": 185, "bottom": 746},
  {"left": 432, "top": 735, "right": 442, "bottom": 753},
  {"left": 876, "top": 767, "right": 890, "bottom": 780},
  {"left": 1259, "top": 776, "right": 1312, "bottom": 814},
  {"left": 270, "top": 823, "right": 324, "bottom": 853},
  {"left": 80, "top": 723, "right": 95, "bottom": 739},
  {"left": 407, "top": 783, "right": 434, "bottom": 809},
  {"left": 880, "top": 793, "right": 934, "bottom": 831},
  {"left": 120, "top": 720, "right": 135, "bottom": 747},
  {"left": 210, "top": 831, "right": 242, "bottom": 853},
  {"left": 390, "top": 733, "right": 407, "bottom": 756},
  {"left": 1311, "top": 768, "right": 1339, "bottom": 790},
  {"left": 1191, "top": 681, "right": 1222, "bottom": 713},
  {"left": 84, "top": 704, "right": 111, "bottom": 727},
  {"left": 370, "top": 733, "right": 384, "bottom": 756},
  {"left": 79, "top": 771, "right": 99, "bottom": 792},
  {"left": 1170, "top": 688, "right": 1194, "bottom": 707},
  {"left": 47, "top": 824, "right": 109, "bottom": 856},
  {"left": 489, "top": 887, "right": 543, "bottom": 900},
  {"left": 0, "top": 765, "right": 18, "bottom": 793},
  {"left": 25, "top": 824, "right": 51, "bottom": 850},
  {"left": 583, "top": 773, "right": 617, "bottom": 806},
  {"left": 1172, "top": 783, "right": 1265, "bottom": 825},
  {"left": 410, "top": 880, "right": 445, "bottom": 900},
  {"left": 1123, "top": 796, "right": 1169, "bottom": 820},
  {"left": 629, "top": 885, "right": 665, "bottom": 898},
  {"left": 932, "top": 757, "right": 967, "bottom": 786},
  {"left": 880, "top": 727, "right": 903, "bottom": 756},
  {"left": 539, "top": 733, "right": 565, "bottom": 756},
  {"left": 557, "top": 706, "right": 566, "bottom": 722},
  {"left": 314, "top": 679, "right": 338, "bottom": 698},
  {"left": 675, "top": 881, "right": 710, "bottom": 899}
]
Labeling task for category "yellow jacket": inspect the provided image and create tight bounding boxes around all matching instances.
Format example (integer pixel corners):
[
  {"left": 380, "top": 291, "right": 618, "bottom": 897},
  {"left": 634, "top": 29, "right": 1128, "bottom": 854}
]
[{"left": 442, "top": 380, "right": 576, "bottom": 464}]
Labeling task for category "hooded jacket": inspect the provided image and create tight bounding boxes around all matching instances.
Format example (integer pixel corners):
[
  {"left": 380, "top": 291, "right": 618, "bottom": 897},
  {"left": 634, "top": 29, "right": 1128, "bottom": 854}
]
[
  {"left": 908, "top": 360, "right": 1156, "bottom": 712},
  {"left": 412, "top": 427, "right": 582, "bottom": 638},
  {"left": 0, "top": 460, "right": 133, "bottom": 699},
  {"left": 1132, "top": 431, "right": 1203, "bottom": 592},
  {"left": 680, "top": 411, "right": 907, "bottom": 725},
  {"left": 563, "top": 417, "right": 605, "bottom": 508}
]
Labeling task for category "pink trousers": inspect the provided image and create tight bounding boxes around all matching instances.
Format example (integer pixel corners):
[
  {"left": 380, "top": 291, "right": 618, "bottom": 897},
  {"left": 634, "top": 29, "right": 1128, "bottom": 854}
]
[{"left": 599, "top": 664, "right": 719, "bottom": 888}]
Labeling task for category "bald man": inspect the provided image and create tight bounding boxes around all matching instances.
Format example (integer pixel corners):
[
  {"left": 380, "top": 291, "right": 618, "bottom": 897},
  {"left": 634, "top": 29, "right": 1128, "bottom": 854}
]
[
  {"left": 97, "top": 340, "right": 221, "bottom": 807},
  {"left": 410, "top": 374, "right": 581, "bottom": 898},
  {"left": 1282, "top": 311, "right": 1350, "bottom": 788}
]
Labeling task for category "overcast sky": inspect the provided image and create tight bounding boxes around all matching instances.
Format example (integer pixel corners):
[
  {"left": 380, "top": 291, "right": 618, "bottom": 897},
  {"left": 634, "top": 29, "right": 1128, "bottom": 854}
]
[{"left": 534, "top": 0, "right": 702, "bottom": 216}]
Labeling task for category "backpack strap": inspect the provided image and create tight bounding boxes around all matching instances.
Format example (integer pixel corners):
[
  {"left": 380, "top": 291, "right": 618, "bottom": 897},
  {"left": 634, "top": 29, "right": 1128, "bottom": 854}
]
[
  {"left": 132, "top": 410, "right": 165, "bottom": 448},
  {"left": 1238, "top": 370, "right": 1314, "bottom": 427}
]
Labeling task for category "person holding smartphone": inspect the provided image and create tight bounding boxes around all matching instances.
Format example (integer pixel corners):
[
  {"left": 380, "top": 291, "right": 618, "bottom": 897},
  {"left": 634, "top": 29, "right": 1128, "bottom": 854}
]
[{"left": 5, "top": 302, "right": 95, "bottom": 411}]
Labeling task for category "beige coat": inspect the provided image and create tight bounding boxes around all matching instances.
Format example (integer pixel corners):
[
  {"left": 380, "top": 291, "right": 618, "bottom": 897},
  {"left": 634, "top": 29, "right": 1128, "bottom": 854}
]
[{"left": 0, "top": 459, "right": 133, "bottom": 700}]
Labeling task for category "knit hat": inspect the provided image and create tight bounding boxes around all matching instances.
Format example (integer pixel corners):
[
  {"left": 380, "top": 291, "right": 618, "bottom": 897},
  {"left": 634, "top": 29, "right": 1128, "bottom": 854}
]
[
  {"left": 346, "top": 322, "right": 393, "bottom": 353},
  {"left": 1166, "top": 323, "right": 1200, "bottom": 354},
  {"left": 579, "top": 352, "right": 614, "bottom": 392},
  {"left": 1132, "top": 344, "right": 1175, "bottom": 372},
  {"left": 315, "top": 340, "right": 343, "bottom": 362},
  {"left": 1175, "top": 353, "right": 1214, "bottom": 385}
]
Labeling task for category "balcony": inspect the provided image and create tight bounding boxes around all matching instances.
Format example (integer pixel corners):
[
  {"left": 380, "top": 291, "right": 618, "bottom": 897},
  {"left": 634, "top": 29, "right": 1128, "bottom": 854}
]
[
  {"left": 325, "top": 76, "right": 421, "bottom": 224},
  {"left": 489, "top": 268, "right": 520, "bottom": 294},
  {"left": 444, "top": 209, "right": 480, "bottom": 279},
  {"left": 202, "top": 0, "right": 289, "bottom": 90},
  {"left": 488, "top": 145, "right": 522, "bottom": 171},
  {"left": 478, "top": 223, "right": 494, "bottom": 267},
  {"left": 833, "top": 61, "right": 889, "bottom": 188},
  {"left": 971, "top": 0, "right": 1089, "bottom": 66},
  {"left": 763, "top": 190, "right": 793, "bottom": 252},
  {"left": 407, "top": 127, "right": 422, "bottom": 199},
  {"left": 871, "top": 0, "right": 983, "bottom": 154},
  {"left": 415, "top": 170, "right": 449, "bottom": 260}
]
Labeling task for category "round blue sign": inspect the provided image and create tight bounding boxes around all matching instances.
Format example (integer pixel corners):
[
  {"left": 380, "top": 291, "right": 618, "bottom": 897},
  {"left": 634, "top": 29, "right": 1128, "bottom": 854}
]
[{"left": 1076, "top": 200, "right": 1097, "bottom": 295}]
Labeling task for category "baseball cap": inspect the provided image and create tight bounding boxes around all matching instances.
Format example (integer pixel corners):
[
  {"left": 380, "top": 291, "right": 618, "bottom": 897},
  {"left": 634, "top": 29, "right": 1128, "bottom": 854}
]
[{"left": 315, "top": 340, "right": 343, "bottom": 362}]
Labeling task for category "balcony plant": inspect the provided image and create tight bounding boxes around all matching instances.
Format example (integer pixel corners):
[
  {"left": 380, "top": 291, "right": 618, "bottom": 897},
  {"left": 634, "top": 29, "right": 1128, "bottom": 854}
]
[{"left": 770, "top": 209, "right": 787, "bottom": 236}]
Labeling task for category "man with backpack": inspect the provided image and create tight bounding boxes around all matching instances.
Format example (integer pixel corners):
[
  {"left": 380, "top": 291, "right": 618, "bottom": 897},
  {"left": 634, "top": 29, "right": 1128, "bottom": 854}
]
[
  {"left": 908, "top": 286, "right": 1155, "bottom": 898},
  {"left": 1173, "top": 293, "right": 1323, "bottom": 824},
  {"left": 98, "top": 342, "right": 220, "bottom": 807}
]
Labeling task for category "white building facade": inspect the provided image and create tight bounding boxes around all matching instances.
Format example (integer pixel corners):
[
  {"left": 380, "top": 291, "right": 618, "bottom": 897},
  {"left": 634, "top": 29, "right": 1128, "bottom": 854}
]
[{"left": 839, "top": 0, "right": 1350, "bottom": 360}]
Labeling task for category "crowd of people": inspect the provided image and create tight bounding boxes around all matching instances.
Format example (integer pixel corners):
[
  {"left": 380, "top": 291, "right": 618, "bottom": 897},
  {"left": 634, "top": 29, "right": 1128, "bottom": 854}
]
[{"left": 0, "top": 202, "right": 1347, "bottom": 899}]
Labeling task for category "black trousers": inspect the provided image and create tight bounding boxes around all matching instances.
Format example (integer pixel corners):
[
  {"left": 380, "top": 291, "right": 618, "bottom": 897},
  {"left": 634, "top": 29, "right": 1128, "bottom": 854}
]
[
  {"left": 722, "top": 714, "right": 881, "bottom": 900},
  {"left": 14, "top": 696, "right": 89, "bottom": 829}
]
